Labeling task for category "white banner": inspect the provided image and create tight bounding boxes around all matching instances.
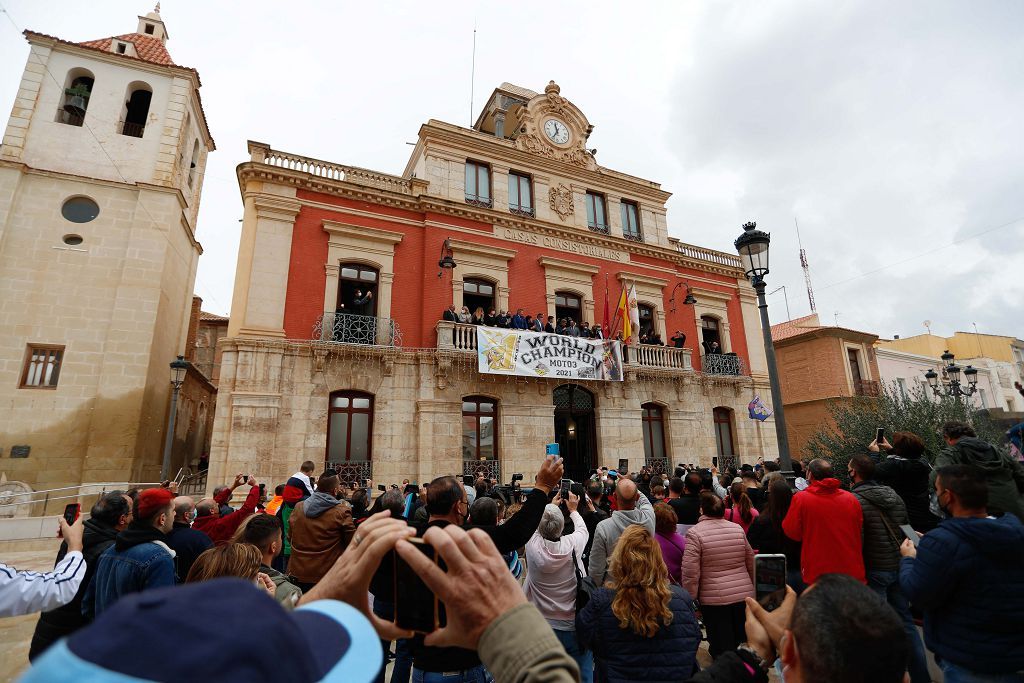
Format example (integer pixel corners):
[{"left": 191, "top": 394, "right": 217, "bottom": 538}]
[{"left": 476, "top": 327, "right": 624, "bottom": 381}]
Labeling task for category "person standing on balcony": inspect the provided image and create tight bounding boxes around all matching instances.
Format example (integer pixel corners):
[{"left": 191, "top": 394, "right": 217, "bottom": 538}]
[
  {"left": 511, "top": 308, "right": 528, "bottom": 329},
  {"left": 352, "top": 289, "right": 373, "bottom": 316},
  {"left": 703, "top": 340, "right": 721, "bottom": 355},
  {"left": 532, "top": 312, "right": 544, "bottom": 332},
  {"left": 590, "top": 323, "right": 603, "bottom": 339},
  {"left": 472, "top": 307, "right": 485, "bottom": 325},
  {"left": 671, "top": 331, "right": 686, "bottom": 348},
  {"left": 566, "top": 318, "right": 580, "bottom": 337},
  {"left": 485, "top": 308, "right": 498, "bottom": 326},
  {"left": 457, "top": 306, "right": 472, "bottom": 324},
  {"left": 442, "top": 304, "right": 458, "bottom": 322}
]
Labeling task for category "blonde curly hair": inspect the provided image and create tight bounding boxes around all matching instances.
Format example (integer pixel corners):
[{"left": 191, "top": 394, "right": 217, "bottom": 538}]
[{"left": 607, "top": 524, "right": 673, "bottom": 638}]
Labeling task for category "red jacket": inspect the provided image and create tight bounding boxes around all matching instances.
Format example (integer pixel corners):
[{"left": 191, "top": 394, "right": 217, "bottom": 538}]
[
  {"left": 193, "top": 485, "right": 259, "bottom": 544},
  {"left": 782, "top": 479, "right": 865, "bottom": 584}
]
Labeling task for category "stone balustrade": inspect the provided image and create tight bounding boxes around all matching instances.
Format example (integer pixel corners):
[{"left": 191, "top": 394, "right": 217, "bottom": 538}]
[
  {"left": 248, "top": 142, "right": 412, "bottom": 195},
  {"left": 630, "top": 344, "right": 693, "bottom": 371}
]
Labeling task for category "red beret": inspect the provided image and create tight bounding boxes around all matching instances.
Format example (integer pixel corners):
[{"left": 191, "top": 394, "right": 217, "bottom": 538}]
[{"left": 136, "top": 487, "right": 174, "bottom": 519}]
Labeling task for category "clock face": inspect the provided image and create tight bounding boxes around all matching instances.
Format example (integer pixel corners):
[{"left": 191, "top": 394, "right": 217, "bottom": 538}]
[{"left": 544, "top": 119, "right": 570, "bottom": 145}]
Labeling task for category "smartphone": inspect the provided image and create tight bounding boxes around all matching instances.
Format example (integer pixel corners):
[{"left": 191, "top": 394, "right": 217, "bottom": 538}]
[
  {"left": 899, "top": 524, "right": 920, "bottom": 547},
  {"left": 618, "top": 458, "right": 629, "bottom": 473},
  {"left": 754, "top": 554, "right": 787, "bottom": 612},
  {"left": 378, "top": 484, "right": 387, "bottom": 492},
  {"left": 404, "top": 484, "right": 418, "bottom": 495},
  {"left": 62, "top": 503, "right": 81, "bottom": 526},
  {"left": 559, "top": 478, "right": 571, "bottom": 497},
  {"left": 393, "top": 538, "right": 446, "bottom": 633},
  {"left": 258, "top": 483, "right": 266, "bottom": 496},
  {"left": 875, "top": 427, "right": 885, "bottom": 444},
  {"left": 712, "top": 456, "right": 719, "bottom": 468},
  {"left": 545, "top": 443, "right": 560, "bottom": 457}
]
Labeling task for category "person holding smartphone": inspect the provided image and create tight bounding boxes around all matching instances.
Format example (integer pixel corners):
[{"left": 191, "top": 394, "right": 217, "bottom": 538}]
[{"left": 0, "top": 516, "right": 86, "bottom": 618}]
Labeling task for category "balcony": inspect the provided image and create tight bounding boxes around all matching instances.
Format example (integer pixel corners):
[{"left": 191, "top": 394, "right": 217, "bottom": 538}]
[
  {"left": 436, "top": 321, "right": 479, "bottom": 351},
  {"left": 326, "top": 461, "right": 372, "bottom": 487},
  {"left": 854, "top": 379, "right": 881, "bottom": 397},
  {"left": 465, "top": 196, "right": 493, "bottom": 209},
  {"left": 623, "top": 231, "right": 644, "bottom": 243},
  {"left": 701, "top": 353, "right": 747, "bottom": 376},
  {"left": 56, "top": 107, "right": 84, "bottom": 127},
  {"left": 314, "top": 312, "right": 402, "bottom": 347},
  {"left": 509, "top": 205, "right": 535, "bottom": 218},
  {"left": 119, "top": 120, "right": 145, "bottom": 138},
  {"left": 588, "top": 222, "right": 610, "bottom": 235},
  {"left": 630, "top": 344, "right": 692, "bottom": 371}
]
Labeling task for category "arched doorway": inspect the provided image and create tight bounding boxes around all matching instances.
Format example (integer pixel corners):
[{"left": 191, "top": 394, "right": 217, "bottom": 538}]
[{"left": 553, "top": 384, "right": 597, "bottom": 482}]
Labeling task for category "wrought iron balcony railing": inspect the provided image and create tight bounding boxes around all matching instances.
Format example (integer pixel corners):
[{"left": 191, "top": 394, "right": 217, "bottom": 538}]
[
  {"left": 314, "top": 312, "right": 403, "bottom": 347},
  {"left": 701, "top": 353, "right": 747, "bottom": 376},
  {"left": 854, "top": 379, "right": 881, "bottom": 397},
  {"left": 588, "top": 222, "right": 610, "bottom": 235},
  {"left": 623, "top": 231, "right": 644, "bottom": 242},
  {"left": 326, "top": 461, "right": 372, "bottom": 487},
  {"left": 464, "top": 459, "right": 500, "bottom": 480},
  {"left": 119, "top": 120, "right": 146, "bottom": 138}
]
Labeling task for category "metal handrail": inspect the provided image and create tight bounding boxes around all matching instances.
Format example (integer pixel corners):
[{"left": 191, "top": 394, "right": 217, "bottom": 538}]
[{"left": 0, "top": 482, "right": 163, "bottom": 511}]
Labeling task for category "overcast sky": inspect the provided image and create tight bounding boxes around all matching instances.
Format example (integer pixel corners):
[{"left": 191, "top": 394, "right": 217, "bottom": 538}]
[{"left": 1, "top": 1, "right": 1021, "bottom": 341}]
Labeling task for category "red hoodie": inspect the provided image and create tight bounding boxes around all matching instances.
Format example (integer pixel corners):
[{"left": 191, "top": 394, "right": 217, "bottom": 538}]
[
  {"left": 192, "top": 485, "right": 259, "bottom": 544},
  {"left": 782, "top": 478, "right": 865, "bottom": 584}
]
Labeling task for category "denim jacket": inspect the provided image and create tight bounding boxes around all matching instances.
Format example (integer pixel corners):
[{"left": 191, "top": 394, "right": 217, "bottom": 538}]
[{"left": 82, "top": 540, "right": 176, "bottom": 620}]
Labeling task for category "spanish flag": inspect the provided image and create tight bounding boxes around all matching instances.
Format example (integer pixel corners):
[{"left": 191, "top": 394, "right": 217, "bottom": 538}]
[{"left": 616, "top": 285, "right": 631, "bottom": 342}]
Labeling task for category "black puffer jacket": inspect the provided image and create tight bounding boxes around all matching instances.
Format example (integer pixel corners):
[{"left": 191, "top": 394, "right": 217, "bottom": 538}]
[
  {"left": 28, "top": 518, "right": 119, "bottom": 660},
  {"left": 578, "top": 585, "right": 701, "bottom": 683},
  {"left": 874, "top": 454, "right": 938, "bottom": 531},
  {"left": 851, "top": 481, "right": 908, "bottom": 572}
]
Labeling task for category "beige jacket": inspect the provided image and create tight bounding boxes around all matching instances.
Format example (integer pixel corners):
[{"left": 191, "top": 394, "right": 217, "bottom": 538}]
[{"left": 479, "top": 603, "right": 580, "bottom": 682}]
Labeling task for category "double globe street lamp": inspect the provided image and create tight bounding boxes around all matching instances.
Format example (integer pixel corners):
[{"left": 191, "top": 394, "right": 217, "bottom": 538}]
[
  {"left": 924, "top": 350, "right": 979, "bottom": 399},
  {"left": 734, "top": 221, "right": 795, "bottom": 483}
]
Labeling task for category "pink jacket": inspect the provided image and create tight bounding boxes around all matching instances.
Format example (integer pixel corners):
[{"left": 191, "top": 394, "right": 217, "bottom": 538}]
[{"left": 682, "top": 516, "right": 755, "bottom": 606}]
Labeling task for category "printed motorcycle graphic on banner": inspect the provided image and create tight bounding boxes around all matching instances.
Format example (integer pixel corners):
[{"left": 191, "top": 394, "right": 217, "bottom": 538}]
[{"left": 477, "top": 328, "right": 624, "bottom": 381}]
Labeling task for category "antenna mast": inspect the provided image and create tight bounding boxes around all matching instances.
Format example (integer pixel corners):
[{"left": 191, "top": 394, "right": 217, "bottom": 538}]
[
  {"left": 795, "top": 218, "right": 817, "bottom": 313},
  {"left": 469, "top": 23, "right": 477, "bottom": 126}
]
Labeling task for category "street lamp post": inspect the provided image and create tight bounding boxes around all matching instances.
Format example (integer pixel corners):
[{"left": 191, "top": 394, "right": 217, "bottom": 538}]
[
  {"left": 160, "top": 355, "right": 190, "bottom": 480},
  {"left": 924, "top": 350, "right": 978, "bottom": 399},
  {"left": 734, "top": 222, "right": 795, "bottom": 483}
]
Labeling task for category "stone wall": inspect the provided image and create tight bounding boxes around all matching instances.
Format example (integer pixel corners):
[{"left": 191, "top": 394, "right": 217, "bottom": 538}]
[{"left": 207, "top": 338, "right": 779, "bottom": 493}]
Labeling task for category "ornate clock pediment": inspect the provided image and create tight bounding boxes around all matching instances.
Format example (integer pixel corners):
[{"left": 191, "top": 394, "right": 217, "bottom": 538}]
[{"left": 514, "top": 81, "right": 597, "bottom": 171}]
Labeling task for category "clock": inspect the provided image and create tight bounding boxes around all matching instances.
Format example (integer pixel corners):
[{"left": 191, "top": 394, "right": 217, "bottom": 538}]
[{"left": 544, "top": 119, "right": 570, "bottom": 145}]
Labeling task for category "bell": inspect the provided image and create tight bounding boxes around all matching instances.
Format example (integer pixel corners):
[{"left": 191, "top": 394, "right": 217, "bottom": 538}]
[{"left": 63, "top": 95, "right": 86, "bottom": 117}]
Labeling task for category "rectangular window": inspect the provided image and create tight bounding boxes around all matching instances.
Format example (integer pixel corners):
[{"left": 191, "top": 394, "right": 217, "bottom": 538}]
[
  {"left": 117, "top": 43, "right": 127, "bottom": 54},
  {"left": 21, "top": 345, "right": 64, "bottom": 389},
  {"left": 620, "top": 200, "right": 642, "bottom": 241},
  {"left": 896, "top": 377, "right": 908, "bottom": 398},
  {"left": 508, "top": 171, "right": 533, "bottom": 216},
  {"left": 465, "top": 160, "right": 492, "bottom": 207},
  {"left": 979, "top": 388, "right": 988, "bottom": 408},
  {"left": 585, "top": 192, "right": 608, "bottom": 233},
  {"left": 144, "top": 23, "right": 155, "bottom": 34}
]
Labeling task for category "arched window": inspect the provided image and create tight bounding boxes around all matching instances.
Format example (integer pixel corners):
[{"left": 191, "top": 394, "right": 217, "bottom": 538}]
[
  {"left": 188, "top": 139, "right": 200, "bottom": 187},
  {"left": 555, "top": 291, "right": 582, "bottom": 325},
  {"left": 120, "top": 82, "right": 153, "bottom": 138},
  {"left": 713, "top": 407, "right": 735, "bottom": 457},
  {"left": 463, "top": 278, "right": 495, "bottom": 317},
  {"left": 327, "top": 391, "right": 373, "bottom": 481},
  {"left": 641, "top": 403, "right": 667, "bottom": 463},
  {"left": 638, "top": 304, "right": 655, "bottom": 341},
  {"left": 462, "top": 397, "right": 498, "bottom": 474},
  {"left": 59, "top": 68, "right": 94, "bottom": 126},
  {"left": 700, "top": 315, "right": 722, "bottom": 354}
]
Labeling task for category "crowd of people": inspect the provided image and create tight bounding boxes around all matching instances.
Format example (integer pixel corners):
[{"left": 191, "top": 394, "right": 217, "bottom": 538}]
[{"left": 1, "top": 420, "right": 1022, "bottom": 682}]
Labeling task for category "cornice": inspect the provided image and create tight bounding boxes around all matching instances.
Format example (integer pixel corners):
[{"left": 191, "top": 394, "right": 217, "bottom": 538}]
[
  {"left": 236, "top": 162, "right": 744, "bottom": 280},
  {"left": 616, "top": 271, "right": 670, "bottom": 289},
  {"left": 691, "top": 286, "right": 736, "bottom": 302},
  {"left": 446, "top": 237, "right": 517, "bottom": 260},
  {"left": 323, "top": 219, "right": 404, "bottom": 245},
  {"left": 538, "top": 256, "right": 601, "bottom": 275}
]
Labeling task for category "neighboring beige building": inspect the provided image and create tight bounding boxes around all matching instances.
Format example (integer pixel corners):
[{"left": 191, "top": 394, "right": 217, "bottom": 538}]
[
  {"left": 875, "top": 346, "right": 1002, "bottom": 413},
  {"left": 0, "top": 8, "right": 214, "bottom": 496},
  {"left": 208, "top": 81, "right": 779, "bottom": 491},
  {"left": 881, "top": 332, "right": 1024, "bottom": 413}
]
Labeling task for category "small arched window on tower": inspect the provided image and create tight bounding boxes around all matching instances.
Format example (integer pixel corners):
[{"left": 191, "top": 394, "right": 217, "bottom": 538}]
[
  {"left": 120, "top": 82, "right": 153, "bottom": 138},
  {"left": 59, "top": 69, "right": 94, "bottom": 127},
  {"left": 188, "top": 139, "right": 200, "bottom": 187}
]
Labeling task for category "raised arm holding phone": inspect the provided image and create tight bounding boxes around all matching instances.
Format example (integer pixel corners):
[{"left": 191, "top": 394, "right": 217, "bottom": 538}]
[{"left": 0, "top": 516, "right": 86, "bottom": 618}]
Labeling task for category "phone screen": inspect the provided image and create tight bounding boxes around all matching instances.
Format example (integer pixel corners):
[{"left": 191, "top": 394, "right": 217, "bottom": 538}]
[
  {"left": 712, "top": 456, "right": 719, "bottom": 468},
  {"left": 899, "top": 524, "right": 920, "bottom": 547},
  {"left": 876, "top": 427, "right": 885, "bottom": 444},
  {"left": 62, "top": 503, "right": 80, "bottom": 526},
  {"left": 754, "top": 554, "right": 787, "bottom": 611},
  {"left": 559, "top": 478, "right": 571, "bottom": 496},
  {"left": 545, "top": 443, "right": 560, "bottom": 457},
  {"left": 393, "top": 540, "right": 446, "bottom": 633},
  {"left": 378, "top": 484, "right": 387, "bottom": 492},
  {"left": 618, "top": 458, "right": 629, "bottom": 473}
]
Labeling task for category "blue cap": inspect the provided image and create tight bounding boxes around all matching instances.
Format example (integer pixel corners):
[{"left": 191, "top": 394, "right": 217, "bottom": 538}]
[{"left": 22, "top": 578, "right": 381, "bottom": 683}]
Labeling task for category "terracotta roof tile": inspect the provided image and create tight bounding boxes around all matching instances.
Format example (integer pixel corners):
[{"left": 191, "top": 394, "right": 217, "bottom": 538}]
[
  {"left": 770, "top": 314, "right": 821, "bottom": 342},
  {"left": 499, "top": 82, "right": 539, "bottom": 100},
  {"left": 77, "top": 33, "right": 175, "bottom": 66},
  {"left": 199, "top": 311, "right": 228, "bottom": 322}
]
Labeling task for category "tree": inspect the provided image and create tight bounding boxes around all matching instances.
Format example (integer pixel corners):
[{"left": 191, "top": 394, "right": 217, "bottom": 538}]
[{"left": 804, "top": 383, "right": 1004, "bottom": 483}]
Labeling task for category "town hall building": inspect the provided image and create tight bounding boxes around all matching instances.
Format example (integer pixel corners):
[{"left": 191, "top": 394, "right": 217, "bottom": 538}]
[{"left": 210, "top": 81, "right": 778, "bottom": 487}]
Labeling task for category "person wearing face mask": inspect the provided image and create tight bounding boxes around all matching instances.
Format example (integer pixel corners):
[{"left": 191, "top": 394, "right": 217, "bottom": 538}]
[
  {"left": 82, "top": 487, "right": 178, "bottom": 620},
  {"left": 899, "top": 464, "right": 1024, "bottom": 682},
  {"left": 165, "top": 496, "right": 214, "bottom": 583}
]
